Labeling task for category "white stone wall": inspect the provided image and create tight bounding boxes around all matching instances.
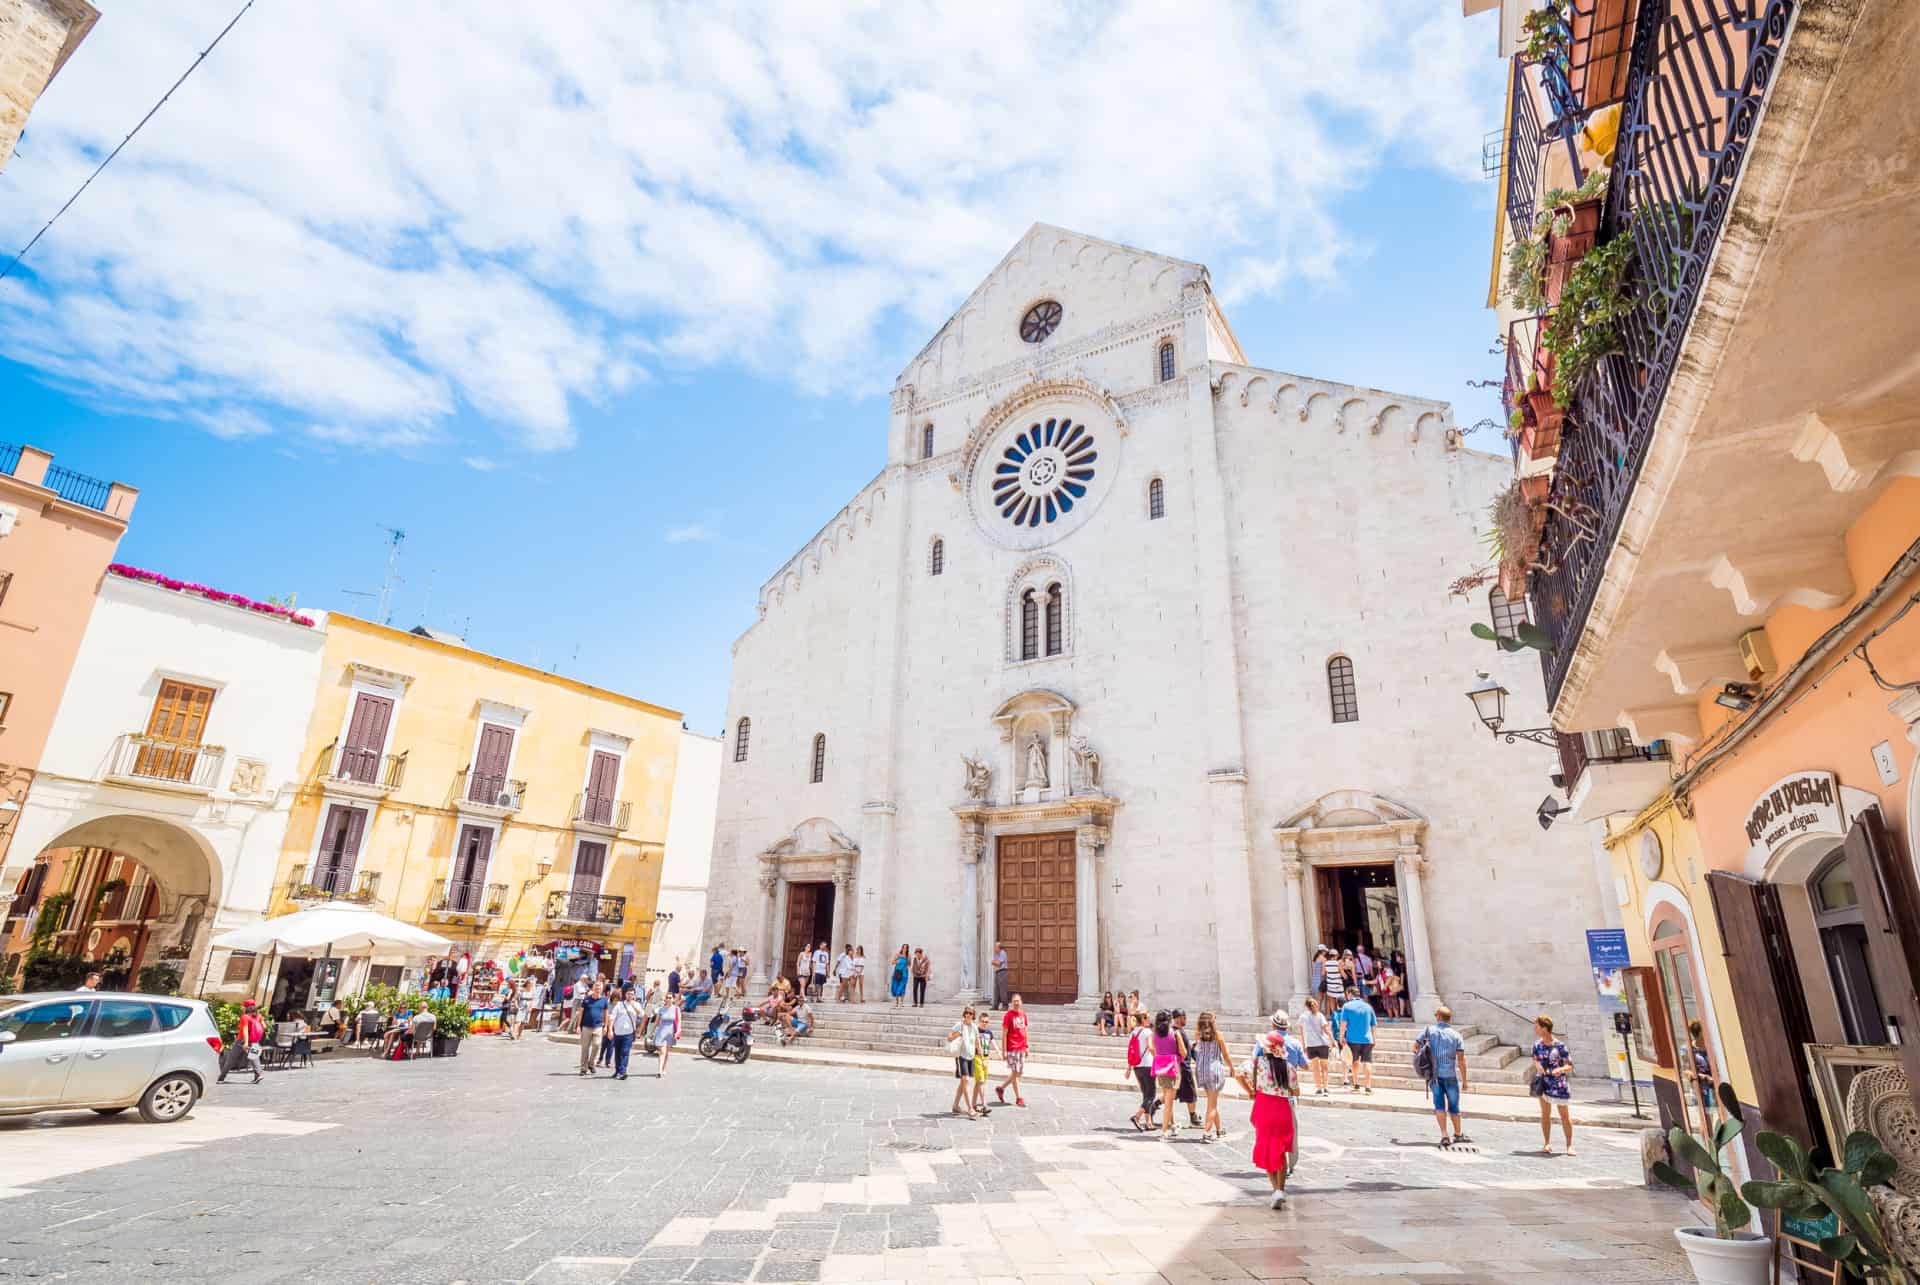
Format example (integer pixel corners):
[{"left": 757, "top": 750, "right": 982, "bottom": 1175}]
[
  {"left": 645, "top": 730, "right": 722, "bottom": 977},
  {"left": 13, "top": 576, "right": 329, "bottom": 959},
  {"left": 704, "top": 225, "right": 1610, "bottom": 1066}
]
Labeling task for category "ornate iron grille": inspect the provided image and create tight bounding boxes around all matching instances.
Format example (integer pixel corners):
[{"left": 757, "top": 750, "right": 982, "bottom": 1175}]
[{"left": 1530, "top": 0, "right": 1793, "bottom": 704}]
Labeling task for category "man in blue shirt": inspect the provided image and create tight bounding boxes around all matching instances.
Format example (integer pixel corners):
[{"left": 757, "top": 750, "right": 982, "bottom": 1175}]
[
  {"left": 1337, "top": 993, "right": 1378, "bottom": 1094},
  {"left": 576, "top": 981, "right": 609, "bottom": 1077},
  {"left": 1418, "top": 1005, "right": 1471, "bottom": 1146},
  {"left": 710, "top": 945, "right": 725, "bottom": 991}
]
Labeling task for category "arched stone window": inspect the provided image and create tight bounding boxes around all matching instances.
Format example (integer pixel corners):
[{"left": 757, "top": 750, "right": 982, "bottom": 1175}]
[
  {"left": 922, "top": 424, "right": 935, "bottom": 460},
  {"left": 1005, "top": 554, "right": 1073, "bottom": 664},
  {"left": 1488, "top": 587, "right": 1528, "bottom": 637},
  {"left": 1327, "top": 656, "right": 1359, "bottom": 724},
  {"left": 929, "top": 537, "right": 944, "bottom": 577},
  {"left": 1158, "top": 340, "right": 1176, "bottom": 383},
  {"left": 809, "top": 733, "right": 826, "bottom": 784},
  {"left": 734, "top": 718, "right": 750, "bottom": 763},
  {"left": 1148, "top": 477, "right": 1165, "bottom": 521}
]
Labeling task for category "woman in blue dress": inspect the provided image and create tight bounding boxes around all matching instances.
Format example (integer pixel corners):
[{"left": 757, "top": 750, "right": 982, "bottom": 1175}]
[
  {"left": 889, "top": 944, "right": 911, "bottom": 1008},
  {"left": 1531, "top": 1014, "right": 1575, "bottom": 1155}
]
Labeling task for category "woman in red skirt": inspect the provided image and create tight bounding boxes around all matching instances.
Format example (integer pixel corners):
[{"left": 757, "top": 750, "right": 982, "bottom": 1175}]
[{"left": 1236, "top": 1011, "right": 1301, "bottom": 1209}]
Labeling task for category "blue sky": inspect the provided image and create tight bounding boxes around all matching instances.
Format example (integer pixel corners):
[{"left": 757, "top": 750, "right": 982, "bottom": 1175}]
[{"left": 0, "top": 3, "right": 1504, "bottom": 732}]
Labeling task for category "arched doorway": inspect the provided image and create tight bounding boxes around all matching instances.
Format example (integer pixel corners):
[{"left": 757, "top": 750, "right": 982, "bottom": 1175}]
[{"left": 1, "top": 813, "right": 223, "bottom": 992}]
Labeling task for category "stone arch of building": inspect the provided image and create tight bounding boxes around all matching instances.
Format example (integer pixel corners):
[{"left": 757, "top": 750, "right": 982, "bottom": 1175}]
[
  {"left": 21, "top": 812, "right": 224, "bottom": 979},
  {"left": 1270, "top": 789, "right": 1437, "bottom": 1010}
]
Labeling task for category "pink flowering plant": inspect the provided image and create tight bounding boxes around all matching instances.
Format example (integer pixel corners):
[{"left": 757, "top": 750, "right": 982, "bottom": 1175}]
[{"left": 108, "top": 564, "right": 316, "bottom": 627}]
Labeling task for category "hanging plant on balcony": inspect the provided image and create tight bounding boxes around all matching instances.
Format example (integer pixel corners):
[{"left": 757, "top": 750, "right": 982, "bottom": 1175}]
[
  {"left": 1506, "top": 405, "right": 1528, "bottom": 441},
  {"left": 1540, "top": 233, "right": 1635, "bottom": 407},
  {"left": 1478, "top": 477, "right": 1549, "bottom": 605},
  {"left": 1521, "top": 0, "right": 1567, "bottom": 63},
  {"left": 1505, "top": 231, "right": 1550, "bottom": 314}
]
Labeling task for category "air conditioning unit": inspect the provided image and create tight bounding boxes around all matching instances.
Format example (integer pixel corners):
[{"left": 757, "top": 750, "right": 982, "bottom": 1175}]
[
  {"left": 496, "top": 792, "right": 516, "bottom": 808},
  {"left": 1738, "top": 628, "right": 1776, "bottom": 682}
]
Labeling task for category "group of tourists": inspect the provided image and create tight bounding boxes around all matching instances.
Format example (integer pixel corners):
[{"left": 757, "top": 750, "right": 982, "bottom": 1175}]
[
  {"left": 567, "top": 975, "right": 683, "bottom": 1080},
  {"left": 1309, "top": 943, "right": 1409, "bottom": 1019},
  {"left": 944, "top": 993, "right": 1030, "bottom": 1117},
  {"left": 792, "top": 941, "right": 870, "bottom": 1002}
]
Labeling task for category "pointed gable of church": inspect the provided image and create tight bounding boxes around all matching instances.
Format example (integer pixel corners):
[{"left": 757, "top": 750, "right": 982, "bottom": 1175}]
[{"left": 896, "top": 223, "right": 1240, "bottom": 397}]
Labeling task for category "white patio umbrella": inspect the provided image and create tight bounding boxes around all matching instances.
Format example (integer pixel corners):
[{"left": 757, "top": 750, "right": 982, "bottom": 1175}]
[{"left": 211, "top": 901, "right": 453, "bottom": 1006}]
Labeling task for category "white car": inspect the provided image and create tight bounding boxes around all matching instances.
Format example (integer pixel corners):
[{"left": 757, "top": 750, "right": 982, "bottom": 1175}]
[{"left": 0, "top": 991, "right": 223, "bottom": 1122}]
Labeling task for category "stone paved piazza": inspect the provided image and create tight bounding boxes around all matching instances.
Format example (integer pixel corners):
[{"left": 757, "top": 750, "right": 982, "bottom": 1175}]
[{"left": 0, "top": 1036, "right": 1698, "bottom": 1283}]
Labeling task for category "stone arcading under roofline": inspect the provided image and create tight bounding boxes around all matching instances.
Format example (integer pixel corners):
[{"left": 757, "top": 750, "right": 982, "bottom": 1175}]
[
  {"left": 1210, "top": 364, "right": 1455, "bottom": 443},
  {"left": 753, "top": 468, "right": 891, "bottom": 611}
]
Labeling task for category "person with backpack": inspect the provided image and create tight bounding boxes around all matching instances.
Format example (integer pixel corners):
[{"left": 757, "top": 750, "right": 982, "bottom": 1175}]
[
  {"left": 1415, "top": 1004, "right": 1471, "bottom": 1147},
  {"left": 1235, "top": 1012, "right": 1302, "bottom": 1209},
  {"left": 1124, "top": 1011, "right": 1155, "bottom": 1131}
]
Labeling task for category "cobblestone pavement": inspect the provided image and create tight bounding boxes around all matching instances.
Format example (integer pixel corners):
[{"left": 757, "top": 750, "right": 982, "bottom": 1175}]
[{"left": 0, "top": 1036, "right": 1698, "bottom": 1283}]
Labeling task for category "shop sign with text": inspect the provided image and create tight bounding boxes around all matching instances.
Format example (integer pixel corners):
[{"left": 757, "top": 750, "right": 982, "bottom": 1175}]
[{"left": 1745, "top": 770, "right": 1844, "bottom": 864}]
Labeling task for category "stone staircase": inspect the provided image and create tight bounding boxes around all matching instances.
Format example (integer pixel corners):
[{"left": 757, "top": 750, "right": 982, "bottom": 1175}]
[{"left": 785, "top": 1002, "right": 1535, "bottom": 1096}]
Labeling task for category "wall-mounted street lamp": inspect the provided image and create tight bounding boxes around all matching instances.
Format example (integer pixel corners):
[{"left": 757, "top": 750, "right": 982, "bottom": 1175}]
[{"left": 1465, "top": 672, "right": 1559, "bottom": 748}]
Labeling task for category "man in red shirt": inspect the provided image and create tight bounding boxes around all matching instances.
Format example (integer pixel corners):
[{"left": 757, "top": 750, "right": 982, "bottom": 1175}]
[
  {"left": 995, "top": 994, "right": 1030, "bottom": 1107},
  {"left": 219, "top": 999, "right": 265, "bottom": 1085}
]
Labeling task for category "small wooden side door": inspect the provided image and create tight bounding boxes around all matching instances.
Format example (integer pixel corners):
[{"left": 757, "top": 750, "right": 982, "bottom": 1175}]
[{"left": 782, "top": 884, "right": 819, "bottom": 983}]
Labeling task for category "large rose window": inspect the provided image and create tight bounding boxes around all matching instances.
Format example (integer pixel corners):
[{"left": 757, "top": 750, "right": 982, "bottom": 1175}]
[{"left": 990, "top": 418, "right": 1097, "bottom": 528}]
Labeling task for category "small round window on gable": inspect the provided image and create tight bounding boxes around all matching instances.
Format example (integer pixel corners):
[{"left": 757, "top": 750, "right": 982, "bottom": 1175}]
[
  {"left": 990, "top": 418, "right": 1097, "bottom": 527},
  {"left": 1019, "top": 300, "right": 1062, "bottom": 343}
]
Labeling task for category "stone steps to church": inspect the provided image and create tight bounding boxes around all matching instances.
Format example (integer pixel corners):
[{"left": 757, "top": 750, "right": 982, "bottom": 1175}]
[
  {"left": 784, "top": 1032, "right": 1533, "bottom": 1081},
  {"left": 799, "top": 1007, "right": 1521, "bottom": 1068}
]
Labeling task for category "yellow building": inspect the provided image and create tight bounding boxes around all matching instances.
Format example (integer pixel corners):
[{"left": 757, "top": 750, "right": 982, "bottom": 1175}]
[{"left": 254, "top": 615, "right": 683, "bottom": 1009}]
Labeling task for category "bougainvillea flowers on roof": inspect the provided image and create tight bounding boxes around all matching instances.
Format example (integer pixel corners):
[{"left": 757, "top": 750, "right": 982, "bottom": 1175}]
[{"left": 108, "top": 564, "right": 316, "bottom": 627}]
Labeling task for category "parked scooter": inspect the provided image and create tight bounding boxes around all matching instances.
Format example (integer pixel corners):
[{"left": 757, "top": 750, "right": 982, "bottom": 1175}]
[{"left": 697, "top": 1006, "right": 758, "bottom": 1064}]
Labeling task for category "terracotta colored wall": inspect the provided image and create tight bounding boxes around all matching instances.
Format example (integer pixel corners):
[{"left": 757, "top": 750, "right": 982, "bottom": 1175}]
[{"left": 0, "top": 445, "right": 135, "bottom": 868}]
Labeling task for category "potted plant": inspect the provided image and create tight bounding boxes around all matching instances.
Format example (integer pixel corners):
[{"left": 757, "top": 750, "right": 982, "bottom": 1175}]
[
  {"left": 429, "top": 997, "right": 471, "bottom": 1056},
  {"left": 1652, "top": 1083, "right": 1772, "bottom": 1283},
  {"left": 1742, "top": 1128, "right": 1910, "bottom": 1282},
  {"left": 1540, "top": 171, "right": 1609, "bottom": 306},
  {"left": 1540, "top": 232, "right": 1635, "bottom": 407}
]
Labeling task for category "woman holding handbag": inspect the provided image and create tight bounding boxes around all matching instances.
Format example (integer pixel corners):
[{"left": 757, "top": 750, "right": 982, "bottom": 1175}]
[
  {"left": 946, "top": 1006, "right": 980, "bottom": 1119},
  {"left": 889, "top": 945, "right": 910, "bottom": 1008},
  {"left": 1150, "top": 1010, "right": 1183, "bottom": 1139},
  {"left": 1235, "top": 1012, "right": 1302, "bottom": 1209}
]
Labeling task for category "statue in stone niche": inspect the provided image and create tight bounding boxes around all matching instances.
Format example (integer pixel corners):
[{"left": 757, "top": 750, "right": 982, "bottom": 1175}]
[
  {"left": 1022, "top": 733, "right": 1049, "bottom": 789},
  {"left": 961, "top": 754, "right": 992, "bottom": 800},
  {"left": 1069, "top": 737, "right": 1102, "bottom": 792}
]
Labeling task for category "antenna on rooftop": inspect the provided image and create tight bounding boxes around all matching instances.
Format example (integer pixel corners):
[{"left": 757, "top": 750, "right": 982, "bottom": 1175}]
[{"left": 340, "top": 526, "right": 407, "bottom": 624}]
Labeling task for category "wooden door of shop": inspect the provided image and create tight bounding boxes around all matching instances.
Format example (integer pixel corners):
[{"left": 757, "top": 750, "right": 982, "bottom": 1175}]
[{"left": 996, "top": 833, "right": 1076, "bottom": 1002}]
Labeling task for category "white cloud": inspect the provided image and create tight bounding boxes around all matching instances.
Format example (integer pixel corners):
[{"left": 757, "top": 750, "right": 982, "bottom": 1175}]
[
  {"left": 665, "top": 524, "right": 715, "bottom": 545},
  {"left": 463, "top": 456, "right": 498, "bottom": 472},
  {"left": 0, "top": 2, "right": 1500, "bottom": 452}
]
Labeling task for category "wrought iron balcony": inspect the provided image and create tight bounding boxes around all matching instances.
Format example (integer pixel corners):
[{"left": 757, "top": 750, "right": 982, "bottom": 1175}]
[
  {"left": 571, "top": 792, "right": 631, "bottom": 832},
  {"left": 1556, "top": 727, "right": 1669, "bottom": 792},
  {"left": 105, "top": 733, "right": 226, "bottom": 791},
  {"left": 454, "top": 767, "right": 526, "bottom": 813},
  {"left": 431, "top": 879, "right": 507, "bottom": 918},
  {"left": 1529, "top": 0, "right": 1638, "bottom": 128},
  {"left": 545, "top": 889, "right": 624, "bottom": 926},
  {"left": 318, "top": 741, "right": 406, "bottom": 793},
  {"left": 1526, "top": 0, "right": 1793, "bottom": 704},
  {"left": 287, "top": 864, "right": 380, "bottom": 905}
]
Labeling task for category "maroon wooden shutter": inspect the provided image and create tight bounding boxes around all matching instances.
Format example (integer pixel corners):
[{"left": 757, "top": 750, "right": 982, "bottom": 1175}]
[
  {"left": 571, "top": 841, "right": 607, "bottom": 895},
  {"left": 586, "top": 751, "right": 619, "bottom": 824},
  {"left": 454, "top": 825, "right": 492, "bottom": 883},
  {"left": 470, "top": 725, "right": 514, "bottom": 802},
  {"left": 1843, "top": 805, "right": 1920, "bottom": 1105},
  {"left": 342, "top": 694, "right": 392, "bottom": 782},
  {"left": 1705, "top": 870, "right": 1822, "bottom": 1147}
]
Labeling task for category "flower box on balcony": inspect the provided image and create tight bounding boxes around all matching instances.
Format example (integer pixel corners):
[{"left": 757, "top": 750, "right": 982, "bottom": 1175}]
[{"left": 1543, "top": 197, "right": 1604, "bottom": 307}]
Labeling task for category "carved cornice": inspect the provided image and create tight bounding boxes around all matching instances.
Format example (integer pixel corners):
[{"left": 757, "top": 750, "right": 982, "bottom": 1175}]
[
  {"left": 910, "top": 303, "right": 1195, "bottom": 414},
  {"left": 952, "top": 796, "right": 1120, "bottom": 830}
]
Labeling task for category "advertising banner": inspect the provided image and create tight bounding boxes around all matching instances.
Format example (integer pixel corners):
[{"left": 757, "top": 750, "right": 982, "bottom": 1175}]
[{"left": 1586, "top": 929, "right": 1649, "bottom": 1090}]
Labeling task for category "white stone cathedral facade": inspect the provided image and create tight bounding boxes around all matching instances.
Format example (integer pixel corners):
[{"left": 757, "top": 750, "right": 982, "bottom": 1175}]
[{"left": 703, "top": 225, "right": 1611, "bottom": 1058}]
